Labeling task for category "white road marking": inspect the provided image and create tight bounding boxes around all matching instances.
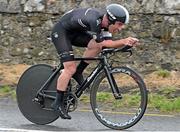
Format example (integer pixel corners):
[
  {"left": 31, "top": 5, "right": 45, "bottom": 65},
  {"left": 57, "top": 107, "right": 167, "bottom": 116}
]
[{"left": 0, "top": 128, "right": 54, "bottom": 132}]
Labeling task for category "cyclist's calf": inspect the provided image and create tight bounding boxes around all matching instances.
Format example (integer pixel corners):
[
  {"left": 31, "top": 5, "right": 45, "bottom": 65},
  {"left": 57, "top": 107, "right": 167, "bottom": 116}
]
[{"left": 57, "top": 61, "right": 76, "bottom": 91}]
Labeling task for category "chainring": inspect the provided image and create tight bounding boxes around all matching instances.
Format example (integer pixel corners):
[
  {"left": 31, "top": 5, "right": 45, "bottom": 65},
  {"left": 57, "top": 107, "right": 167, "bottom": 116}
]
[{"left": 64, "top": 93, "right": 78, "bottom": 112}]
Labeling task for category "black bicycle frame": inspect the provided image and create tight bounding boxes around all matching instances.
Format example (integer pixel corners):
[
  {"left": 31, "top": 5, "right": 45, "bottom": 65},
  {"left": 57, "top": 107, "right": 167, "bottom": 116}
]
[
  {"left": 37, "top": 54, "right": 122, "bottom": 100},
  {"left": 75, "top": 58, "right": 103, "bottom": 98}
]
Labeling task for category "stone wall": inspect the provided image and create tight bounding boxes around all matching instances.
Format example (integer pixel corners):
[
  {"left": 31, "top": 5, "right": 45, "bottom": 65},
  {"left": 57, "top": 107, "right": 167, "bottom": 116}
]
[{"left": 0, "top": 0, "right": 180, "bottom": 73}]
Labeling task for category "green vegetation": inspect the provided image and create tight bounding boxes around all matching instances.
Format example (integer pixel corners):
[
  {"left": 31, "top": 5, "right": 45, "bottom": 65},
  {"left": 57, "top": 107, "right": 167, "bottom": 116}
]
[
  {"left": 1, "top": 85, "right": 179, "bottom": 113},
  {"left": 79, "top": 95, "right": 89, "bottom": 103},
  {"left": 95, "top": 92, "right": 141, "bottom": 107},
  {"left": 96, "top": 92, "right": 112, "bottom": 102},
  {"left": 0, "top": 85, "right": 16, "bottom": 100},
  {"left": 148, "top": 94, "right": 180, "bottom": 113},
  {"left": 80, "top": 91, "right": 180, "bottom": 113},
  {"left": 155, "top": 69, "right": 171, "bottom": 78},
  {"left": 159, "top": 86, "right": 176, "bottom": 97}
]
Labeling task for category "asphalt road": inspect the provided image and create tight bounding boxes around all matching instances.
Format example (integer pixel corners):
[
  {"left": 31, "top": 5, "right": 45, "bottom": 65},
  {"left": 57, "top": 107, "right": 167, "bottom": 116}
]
[{"left": 0, "top": 98, "right": 180, "bottom": 131}]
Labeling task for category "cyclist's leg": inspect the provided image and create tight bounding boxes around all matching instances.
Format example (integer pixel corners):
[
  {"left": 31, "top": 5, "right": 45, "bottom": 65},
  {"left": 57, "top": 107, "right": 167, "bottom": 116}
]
[
  {"left": 51, "top": 23, "right": 76, "bottom": 119},
  {"left": 71, "top": 31, "right": 102, "bottom": 60},
  {"left": 51, "top": 23, "right": 76, "bottom": 91},
  {"left": 71, "top": 32, "right": 97, "bottom": 84},
  {"left": 83, "top": 39, "right": 102, "bottom": 59},
  {"left": 57, "top": 61, "right": 76, "bottom": 91}
]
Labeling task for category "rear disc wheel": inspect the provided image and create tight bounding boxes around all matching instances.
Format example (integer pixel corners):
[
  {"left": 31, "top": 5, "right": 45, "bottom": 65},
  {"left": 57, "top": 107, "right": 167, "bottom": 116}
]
[{"left": 16, "top": 64, "right": 60, "bottom": 125}]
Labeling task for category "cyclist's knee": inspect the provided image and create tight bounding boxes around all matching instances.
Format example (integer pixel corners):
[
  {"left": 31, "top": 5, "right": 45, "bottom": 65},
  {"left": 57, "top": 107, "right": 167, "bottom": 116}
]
[
  {"left": 87, "top": 40, "right": 101, "bottom": 51},
  {"left": 87, "top": 40, "right": 99, "bottom": 49},
  {"left": 63, "top": 61, "right": 76, "bottom": 76}
]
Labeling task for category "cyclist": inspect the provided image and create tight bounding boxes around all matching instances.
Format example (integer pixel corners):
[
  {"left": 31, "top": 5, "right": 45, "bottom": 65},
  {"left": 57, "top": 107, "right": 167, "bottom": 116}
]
[{"left": 48, "top": 1, "right": 139, "bottom": 119}]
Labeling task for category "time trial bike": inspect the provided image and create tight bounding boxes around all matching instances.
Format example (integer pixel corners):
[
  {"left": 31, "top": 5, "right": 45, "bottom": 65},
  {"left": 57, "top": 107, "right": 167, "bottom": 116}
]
[{"left": 16, "top": 45, "right": 148, "bottom": 130}]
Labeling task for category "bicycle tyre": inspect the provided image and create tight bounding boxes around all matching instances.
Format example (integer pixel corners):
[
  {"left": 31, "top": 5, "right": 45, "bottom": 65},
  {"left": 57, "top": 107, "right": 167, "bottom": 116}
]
[
  {"left": 16, "top": 64, "right": 59, "bottom": 125},
  {"left": 90, "top": 66, "right": 148, "bottom": 130}
]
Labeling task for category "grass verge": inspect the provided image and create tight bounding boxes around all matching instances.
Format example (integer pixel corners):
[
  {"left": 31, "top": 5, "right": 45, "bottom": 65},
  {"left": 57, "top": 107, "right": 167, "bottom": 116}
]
[
  {"left": 1, "top": 86, "right": 180, "bottom": 113},
  {"left": 0, "top": 85, "right": 16, "bottom": 100},
  {"left": 148, "top": 94, "right": 180, "bottom": 113},
  {"left": 80, "top": 92, "right": 180, "bottom": 113},
  {"left": 155, "top": 69, "right": 171, "bottom": 78}
]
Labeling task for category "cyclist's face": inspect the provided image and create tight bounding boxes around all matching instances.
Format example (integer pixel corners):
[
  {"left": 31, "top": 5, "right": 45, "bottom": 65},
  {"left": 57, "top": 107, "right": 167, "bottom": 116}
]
[{"left": 109, "top": 21, "right": 125, "bottom": 33}]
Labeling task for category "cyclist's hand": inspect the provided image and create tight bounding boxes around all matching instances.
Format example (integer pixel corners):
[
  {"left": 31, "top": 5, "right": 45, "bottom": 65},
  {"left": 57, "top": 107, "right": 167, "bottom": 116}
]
[{"left": 123, "top": 37, "right": 140, "bottom": 47}]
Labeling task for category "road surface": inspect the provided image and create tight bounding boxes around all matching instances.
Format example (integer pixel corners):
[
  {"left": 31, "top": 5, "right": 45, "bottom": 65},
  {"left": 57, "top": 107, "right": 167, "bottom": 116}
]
[{"left": 0, "top": 98, "right": 180, "bottom": 131}]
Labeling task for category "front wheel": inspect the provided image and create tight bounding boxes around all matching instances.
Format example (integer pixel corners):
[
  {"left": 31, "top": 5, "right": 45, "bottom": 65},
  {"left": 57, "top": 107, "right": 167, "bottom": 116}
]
[{"left": 90, "top": 66, "right": 148, "bottom": 130}]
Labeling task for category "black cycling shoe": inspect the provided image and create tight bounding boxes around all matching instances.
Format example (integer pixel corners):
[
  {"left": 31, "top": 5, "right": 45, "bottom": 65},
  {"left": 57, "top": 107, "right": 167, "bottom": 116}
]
[
  {"left": 51, "top": 90, "right": 71, "bottom": 120},
  {"left": 51, "top": 102, "right": 71, "bottom": 120}
]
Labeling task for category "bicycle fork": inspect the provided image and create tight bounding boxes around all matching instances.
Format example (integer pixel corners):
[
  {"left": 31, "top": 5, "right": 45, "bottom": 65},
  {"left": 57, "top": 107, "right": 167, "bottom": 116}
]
[{"left": 104, "top": 66, "right": 122, "bottom": 100}]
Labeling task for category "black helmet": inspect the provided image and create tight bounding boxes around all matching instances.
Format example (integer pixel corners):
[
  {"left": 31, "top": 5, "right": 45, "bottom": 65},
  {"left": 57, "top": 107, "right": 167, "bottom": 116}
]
[{"left": 106, "top": 4, "right": 129, "bottom": 24}]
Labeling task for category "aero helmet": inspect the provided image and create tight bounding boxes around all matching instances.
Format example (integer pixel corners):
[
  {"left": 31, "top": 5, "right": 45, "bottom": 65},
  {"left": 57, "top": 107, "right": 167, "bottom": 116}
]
[{"left": 106, "top": 4, "right": 129, "bottom": 24}]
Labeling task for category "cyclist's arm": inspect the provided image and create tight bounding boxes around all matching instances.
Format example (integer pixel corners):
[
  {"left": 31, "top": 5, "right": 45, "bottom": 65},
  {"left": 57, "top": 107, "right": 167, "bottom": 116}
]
[
  {"left": 89, "top": 19, "right": 103, "bottom": 43},
  {"left": 89, "top": 17, "right": 139, "bottom": 49},
  {"left": 99, "top": 39, "right": 125, "bottom": 49},
  {"left": 98, "top": 37, "right": 139, "bottom": 49}
]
